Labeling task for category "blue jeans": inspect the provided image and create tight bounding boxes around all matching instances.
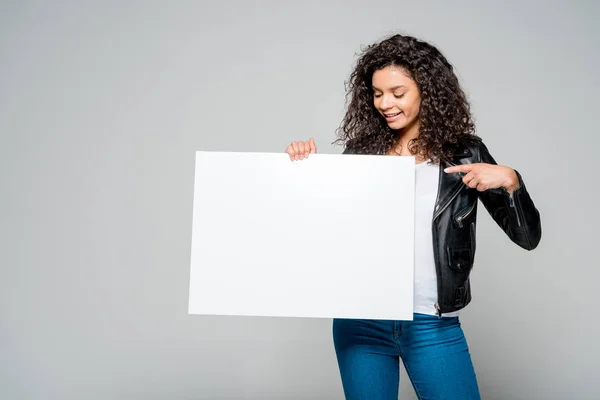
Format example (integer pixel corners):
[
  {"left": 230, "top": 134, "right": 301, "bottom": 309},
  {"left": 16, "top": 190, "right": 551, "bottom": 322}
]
[{"left": 332, "top": 313, "right": 480, "bottom": 399}]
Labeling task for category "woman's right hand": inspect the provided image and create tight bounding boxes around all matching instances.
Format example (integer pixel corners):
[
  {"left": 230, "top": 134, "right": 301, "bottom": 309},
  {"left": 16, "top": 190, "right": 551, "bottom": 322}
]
[{"left": 285, "top": 138, "right": 317, "bottom": 161}]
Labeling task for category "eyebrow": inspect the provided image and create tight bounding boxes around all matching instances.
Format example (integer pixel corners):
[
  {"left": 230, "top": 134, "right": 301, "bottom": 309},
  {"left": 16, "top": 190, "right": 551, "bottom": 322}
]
[{"left": 372, "top": 85, "right": 407, "bottom": 91}]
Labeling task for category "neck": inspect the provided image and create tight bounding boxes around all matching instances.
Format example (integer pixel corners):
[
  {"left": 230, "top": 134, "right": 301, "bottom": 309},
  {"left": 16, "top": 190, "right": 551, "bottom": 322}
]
[
  {"left": 397, "top": 119, "right": 420, "bottom": 144},
  {"left": 392, "top": 120, "right": 420, "bottom": 155}
]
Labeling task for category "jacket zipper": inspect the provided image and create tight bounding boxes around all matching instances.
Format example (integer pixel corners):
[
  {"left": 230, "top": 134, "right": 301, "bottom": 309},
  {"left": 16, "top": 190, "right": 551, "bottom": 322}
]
[
  {"left": 432, "top": 164, "right": 447, "bottom": 319},
  {"left": 508, "top": 191, "right": 522, "bottom": 227},
  {"left": 432, "top": 163, "right": 464, "bottom": 318},
  {"left": 432, "top": 183, "right": 463, "bottom": 221},
  {"left": 455, "top": 201, "right": 476, "bottom": 228}
]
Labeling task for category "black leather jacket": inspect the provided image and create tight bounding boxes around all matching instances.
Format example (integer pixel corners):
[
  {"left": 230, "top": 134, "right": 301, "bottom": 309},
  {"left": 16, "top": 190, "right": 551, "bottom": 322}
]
[{"left": 343, "top": 140, "right": 542, "bottom": 315}]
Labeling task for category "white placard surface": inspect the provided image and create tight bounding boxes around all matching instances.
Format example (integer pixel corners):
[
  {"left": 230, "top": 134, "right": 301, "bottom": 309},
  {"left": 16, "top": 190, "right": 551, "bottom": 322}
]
[{"left": 188, "top": 151, "right": 415, "bottom": 320}]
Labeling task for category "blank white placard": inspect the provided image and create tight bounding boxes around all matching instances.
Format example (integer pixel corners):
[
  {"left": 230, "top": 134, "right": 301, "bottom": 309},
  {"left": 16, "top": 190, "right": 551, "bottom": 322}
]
[{"left": 188, "top": 151, "right": 415, "bottom": 320}]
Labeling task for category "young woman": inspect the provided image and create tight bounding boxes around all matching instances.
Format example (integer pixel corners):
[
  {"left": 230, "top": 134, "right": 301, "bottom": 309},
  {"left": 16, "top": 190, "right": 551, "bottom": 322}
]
[{"left": 285, "top": 34, "right": 541, "bottom": 399}]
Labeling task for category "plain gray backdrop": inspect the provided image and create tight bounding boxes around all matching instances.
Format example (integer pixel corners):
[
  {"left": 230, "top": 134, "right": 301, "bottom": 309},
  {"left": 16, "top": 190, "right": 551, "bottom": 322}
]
[{"left": 1, "top": 1, "right": 598, "bottom": 399}]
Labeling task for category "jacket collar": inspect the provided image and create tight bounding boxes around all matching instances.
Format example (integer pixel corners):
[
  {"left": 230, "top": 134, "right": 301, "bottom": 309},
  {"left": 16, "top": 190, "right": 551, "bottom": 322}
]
[{"left": 451, "top": 144, "right": 472, "bottom": 160}]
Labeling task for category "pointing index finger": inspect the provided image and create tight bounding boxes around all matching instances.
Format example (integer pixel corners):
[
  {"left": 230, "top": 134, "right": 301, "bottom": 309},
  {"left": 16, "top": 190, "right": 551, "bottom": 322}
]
[{"left": 444, "top": 164, "right": 473, "bottom": 173}]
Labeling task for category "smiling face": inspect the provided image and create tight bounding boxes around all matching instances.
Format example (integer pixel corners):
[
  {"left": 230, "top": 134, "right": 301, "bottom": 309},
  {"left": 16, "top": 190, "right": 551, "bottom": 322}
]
[{"left": 372, "top": 65, "right": 421, "bottom": 133}]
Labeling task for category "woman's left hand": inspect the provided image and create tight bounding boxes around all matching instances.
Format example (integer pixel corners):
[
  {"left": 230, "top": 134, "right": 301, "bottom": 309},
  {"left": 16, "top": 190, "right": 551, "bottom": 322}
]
[{"left": 444, "top": 163, "right": 520, "bottom": 194}]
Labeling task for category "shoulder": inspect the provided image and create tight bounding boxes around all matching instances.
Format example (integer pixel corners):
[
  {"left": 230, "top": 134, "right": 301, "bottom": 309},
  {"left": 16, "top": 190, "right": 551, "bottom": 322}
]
[
  {"left": 455, "top": 136, "right": 500, "bottom": 165},
  {"left": 454, "top": 136, "right": 489, "bottom": 161}
]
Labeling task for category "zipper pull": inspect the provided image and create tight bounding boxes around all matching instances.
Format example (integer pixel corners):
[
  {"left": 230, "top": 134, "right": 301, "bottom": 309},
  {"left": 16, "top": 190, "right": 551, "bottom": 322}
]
[
  {"left": 504, "top": 187, "right": 516, "bottom": 208},
  {"left": 507, "top": 191, "right": 522, "bottom": 227}
]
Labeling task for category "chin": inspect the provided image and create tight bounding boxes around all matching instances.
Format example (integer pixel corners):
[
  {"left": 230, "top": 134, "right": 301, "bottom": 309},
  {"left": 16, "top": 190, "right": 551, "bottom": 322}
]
[{"left": 387, "top": 121, "right": 407, "bottom": 130}]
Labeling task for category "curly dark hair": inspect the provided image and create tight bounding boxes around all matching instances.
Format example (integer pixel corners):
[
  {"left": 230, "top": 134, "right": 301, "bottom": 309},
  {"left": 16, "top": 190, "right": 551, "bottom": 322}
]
[{"left": 334, "top": 33, "right": 480, "bottom": 163}]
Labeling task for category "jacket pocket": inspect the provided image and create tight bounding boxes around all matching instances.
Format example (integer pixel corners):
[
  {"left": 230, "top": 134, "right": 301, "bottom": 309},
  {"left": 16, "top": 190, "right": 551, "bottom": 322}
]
[
  {"left": 453, "top": 201, "right": 477, "bottom": 228},
  {"left": 446, "top": 247, "right": 473, "bottom": 273}
]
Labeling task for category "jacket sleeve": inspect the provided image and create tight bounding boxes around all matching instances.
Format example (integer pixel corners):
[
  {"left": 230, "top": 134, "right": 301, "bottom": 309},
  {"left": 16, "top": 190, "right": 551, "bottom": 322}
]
[{"left": 477, "top": 143, "right": 542, "bottom": 250}]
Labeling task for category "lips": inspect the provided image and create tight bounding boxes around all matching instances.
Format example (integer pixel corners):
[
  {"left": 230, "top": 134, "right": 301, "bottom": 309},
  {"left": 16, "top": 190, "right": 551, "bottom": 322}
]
[{"left": 383, "top": 111, "right": 402, "bottom": 121}]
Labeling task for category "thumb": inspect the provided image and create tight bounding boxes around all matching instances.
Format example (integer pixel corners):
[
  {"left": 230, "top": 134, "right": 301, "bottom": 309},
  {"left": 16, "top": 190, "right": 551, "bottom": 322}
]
[{"left": 309, "top": 137, "right": 317, "bottom": 153}]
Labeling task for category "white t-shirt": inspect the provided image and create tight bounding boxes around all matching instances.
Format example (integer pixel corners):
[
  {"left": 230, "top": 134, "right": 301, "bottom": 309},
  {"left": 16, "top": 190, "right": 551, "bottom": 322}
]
[{"left": 413, "top": 160, "right": 460, "bottom": 317}]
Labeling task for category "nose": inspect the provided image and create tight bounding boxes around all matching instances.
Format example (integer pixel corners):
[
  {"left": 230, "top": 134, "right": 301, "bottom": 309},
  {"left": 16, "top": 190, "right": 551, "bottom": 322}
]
[{"left": 380, "top": 95, "right": 393, "bottom": 110}]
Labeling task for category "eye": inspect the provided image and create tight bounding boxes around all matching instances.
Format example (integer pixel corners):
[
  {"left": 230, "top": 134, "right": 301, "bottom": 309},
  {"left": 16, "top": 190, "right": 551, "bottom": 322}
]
[
  {"left": 374, "top": 93, "right": 382, "bottom": 98},
  {"left": 394, "top": 93, "right": 405, "bottom": 99}
]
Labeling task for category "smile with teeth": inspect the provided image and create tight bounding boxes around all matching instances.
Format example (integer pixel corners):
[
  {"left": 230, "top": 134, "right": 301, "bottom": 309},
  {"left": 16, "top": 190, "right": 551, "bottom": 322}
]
[{"left": 383, "top": 111, "right": 402, "bottom": 120}]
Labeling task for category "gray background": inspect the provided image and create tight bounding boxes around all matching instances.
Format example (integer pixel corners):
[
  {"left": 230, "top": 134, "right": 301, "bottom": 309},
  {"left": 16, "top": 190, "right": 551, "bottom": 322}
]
[{"left": 1, "top": 1, "right": 598, "bottom": 399}]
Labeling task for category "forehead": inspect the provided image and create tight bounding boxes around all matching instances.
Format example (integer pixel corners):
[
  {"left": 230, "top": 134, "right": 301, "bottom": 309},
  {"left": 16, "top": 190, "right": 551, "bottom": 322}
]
[{"left": 371, "top": 65, "right": 414, "bottom": 89}]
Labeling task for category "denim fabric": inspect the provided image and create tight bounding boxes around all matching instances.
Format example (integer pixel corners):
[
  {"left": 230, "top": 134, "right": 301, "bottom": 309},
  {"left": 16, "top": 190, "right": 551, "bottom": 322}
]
[{"left": 332, "top": 313, "right": 480, "bottom": 399}]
